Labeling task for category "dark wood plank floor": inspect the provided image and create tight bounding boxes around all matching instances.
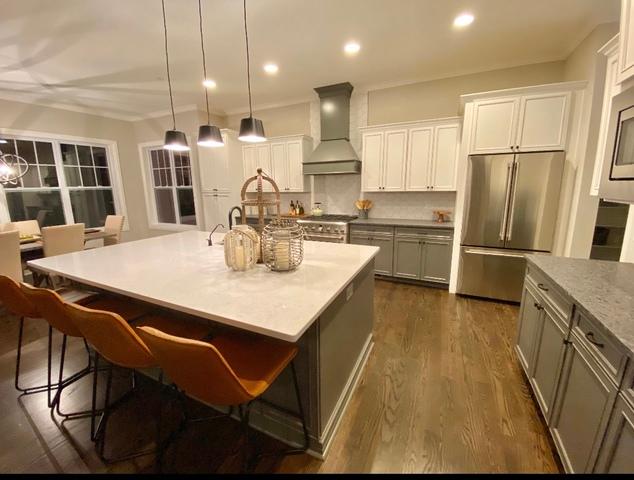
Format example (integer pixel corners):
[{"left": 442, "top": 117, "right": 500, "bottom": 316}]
[{"left": 0, "top": 280, "right": 561, "bottom": 473}]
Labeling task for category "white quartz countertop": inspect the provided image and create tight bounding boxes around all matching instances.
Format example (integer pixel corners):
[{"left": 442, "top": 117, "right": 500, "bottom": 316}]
[{"left": 28, "top": 231, "right": 379, "bottom": 342}]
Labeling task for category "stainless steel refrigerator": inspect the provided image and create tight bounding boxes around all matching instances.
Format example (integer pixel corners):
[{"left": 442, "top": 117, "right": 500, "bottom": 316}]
[{"left": 458, "top": 151, "right": 564, "bottom": 302}]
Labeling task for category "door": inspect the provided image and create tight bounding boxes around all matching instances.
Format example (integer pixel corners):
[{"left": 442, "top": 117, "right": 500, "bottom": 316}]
[
  {"left": 505, "top": 152, "right": 564, "bottom": 251},
  {"left": 393, "top": 236, "right": 421, "bottom": 279},
  {"left": 362, "top": 132, "right": 383, "bottom": 192},
  {"left": 516, "top": 93, "right": 570, "bottom": 152},
  {"left": 462, "top": 154, "right": 515, "bottom": 248},
  {"left": 242, "top": 145, "right": 257, "bottom": 192},
  {"left": 420, "top": 239, "right": 451, "bottom": 283},
  {"left": 595, "top": 395, "right": 634, "bottom": 473},
  {"left": 202, "top": 193, "right": 219, "bottom": 230},
  {"left": 470, "top": 97, "right": 519, "bottom": 154},
  {"left": 516, "top": 285, "right": 543, "bottom": 374},
  {"left": 382, "top": 129, "right": 407, "bottom": 191},
  {"left": 271, "top": 142, "right": 288, "bottom": 191},
  {"left": 406, "top": 126, "right": 433, "bottom": 191},
  {"left": 372, "top": 235, "right": 394, "bottom": 276},
  {"left": 256, "top": 144, "right": 273, "bottom": 191},
  {"left": 431, "top": 125, "right": 458, "bottom": 191},
  {"left": 286, "top": 140, "right": 305, "bottom": 192}
]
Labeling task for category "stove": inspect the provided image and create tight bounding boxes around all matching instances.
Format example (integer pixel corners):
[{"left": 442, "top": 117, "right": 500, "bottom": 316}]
[{"left": 297, "top": 215, "right": 358, "bottom": 243}]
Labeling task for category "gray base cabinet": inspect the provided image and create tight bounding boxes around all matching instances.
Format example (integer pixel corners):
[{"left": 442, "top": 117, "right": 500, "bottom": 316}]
[
  {"left": 595, "top": 395, "right": 634, "bottom": 473},
  {"left": 350, "top": 226, "right": 394, "bottom": 276}
]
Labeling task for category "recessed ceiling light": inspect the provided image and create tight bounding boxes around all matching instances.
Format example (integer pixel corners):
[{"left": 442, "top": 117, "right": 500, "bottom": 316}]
[
  {"left": 202, "top": 78, "right": 216, "bottom": 88},
  {"left": 344, "top": 41, "right": 361, "bottom": 55},
  {"left": 453, "top": 13, "right": 474, "bottom": 28},
  {"left": 263, "top": 63, "right": 279, "bottom": 74}
]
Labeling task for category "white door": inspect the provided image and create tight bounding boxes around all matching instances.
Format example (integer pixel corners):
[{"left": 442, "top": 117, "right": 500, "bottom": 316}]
[
  {"left": 202, "top": 193, "right": 219, "bottom": 230},
  {"left": 242, "top": 145, "right": 257, "bottom": 192},
  {"left": 214, "top": 132, "right": 230, "bottom": 191},
  {"left": 431, "top": 124, "right": 459, "bottom": 191},
  {"left": 215, "top": 192, "right": 232, "bottom": 232},
  {"left": 516, "top": 92, "right": 570, "bottom": 152},
  {"left": 406, "top": 126, "right": 433, "bottom": 191},
  {"left": 271, "top": 142, "right": 288, "bottom": 191},
  {"left": 197, "top": 146, "right": 216, "bottom": 192},
  {"left": 286, "top": 140, "right": 305, "bottom": 192},
  {"left": 256, "top": 144, "right": 273, "bottom": 191},
  {"left": 619, "top": 0, "right": 634, "bottom": 83},
  {"left": 382, "top": 129, "right": 407, "bottom": 191},
  {"left": 362, "top": 132, "right": 384, "bottom": 191},
  {"left": 470, "top": 97, "right": 519, "bottom": 154}
]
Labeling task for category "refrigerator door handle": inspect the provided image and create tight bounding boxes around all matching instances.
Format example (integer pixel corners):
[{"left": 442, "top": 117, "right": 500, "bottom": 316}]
[
  {"left": 499, "top": 161, "right": 513, "bottom": 241},
  {"left": 463, "top": 248, "right": 526, "bottom": 259},
  {"left": 506, "top": 161, "right": 520, "bottom": 241}
]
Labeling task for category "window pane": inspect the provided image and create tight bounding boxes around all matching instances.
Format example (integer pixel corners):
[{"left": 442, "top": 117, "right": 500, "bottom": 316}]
[
  {"left": 36, "top": 142, "right": 55, "bottom": 164},
  {"left": 81, "top": 167, "right": 96, "bottom": 186},
  {"left": 69, "top": 189, "right": 115, "bottom": 228},
  {"left": 152, "top": 169, "right": 161, "bottom": 187},
  {"left": 165, "top": 168, "right": 173, "bottom": 186},
  {"left": 61, "top": 144, "right": 78, "bottom": 165},
  {"left": 175, "top": 167, "right": 183, "bottom": 186},
  {"left": 151, "top": 150, "right": 159, "bottom": 169},
  {"left": 0, "top": 139, "right": 16, "bottom": 155},
  {"left": 20, "top": 164, "right": 41, "bottom": 187},
  {"left": 16, "top": 140, "right": 37, "bottom": 165},
  {"left": 95, "top": 167, "right": 111, "bottom": 186},
  {"left": 177, "top": 189, "right": 196, "bottom": 225},
  {"left": 180, "top": 154, "right": 190, "bottom": 167},
  {"left": 92, "top": 147, "right": 108, "bottom": 167},
  {"left": 6, "top": 190, "right": 65, "bottom": 227},
  {"left": 39, "top": 165, "right": 59, "bottom": 187},
  {"left": 160, "top": 150, "right": 168, "bottom": 168},
  {"left": 182, "top": 167, "right": 191, "bottom": 186},
  {"left": 77, "top": 145, "right": 93, "bottom": 166},
  {"left": 154, "top": 189, "right": 176, "bottom": 224},
  {"left": 64, "top": 166, "right": 81, "bottom": 186},
  {"left": 173, "top": 153, "right": 182, "bottom": 167}
]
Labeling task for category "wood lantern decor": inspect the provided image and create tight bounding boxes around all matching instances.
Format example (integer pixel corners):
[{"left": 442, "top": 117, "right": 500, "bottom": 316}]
[{"left": 239, "top": 168, "right": 281, "bottom": 234}]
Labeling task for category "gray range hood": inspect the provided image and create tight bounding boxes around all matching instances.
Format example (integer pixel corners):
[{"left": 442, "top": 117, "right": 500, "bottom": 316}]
[{"left": 303, "top": 82, "right": 361, "bottom": 175}]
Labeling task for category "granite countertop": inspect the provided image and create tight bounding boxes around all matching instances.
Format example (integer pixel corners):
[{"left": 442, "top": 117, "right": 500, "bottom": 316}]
[
  {"left": 526, "top": 255, "right": 634, "bottom": 356},
  {"left": 350, "top": 218, "right": 454, "bottom": 229}
]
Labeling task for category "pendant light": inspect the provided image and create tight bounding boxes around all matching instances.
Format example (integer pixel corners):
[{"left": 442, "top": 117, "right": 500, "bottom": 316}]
[
  {"left": 238, "top": 0, "right": 266, "bottom": 143},
  {"left": 197, "top": 0, "right": 224, "bottom": 147},
  {"left": 161, "top": 0, "right": 190, "bottom": 152}
]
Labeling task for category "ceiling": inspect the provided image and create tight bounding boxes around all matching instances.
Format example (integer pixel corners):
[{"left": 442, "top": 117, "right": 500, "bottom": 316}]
[{"left": 0, "top": 0, "right": 620, "bottom": 121}]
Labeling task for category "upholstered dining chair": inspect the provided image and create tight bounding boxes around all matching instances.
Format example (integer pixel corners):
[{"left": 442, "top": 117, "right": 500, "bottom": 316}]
[
  {"left": 103, "top": 215, "right": 124, "bottom": 246},
  {"left": 13, "top": 219, "right": 41, "bottom": 237},
  {"left": 0, "top": 230, "right": 23, "bottom": 282},
  {"left": 41, "top": 223, "right": 85, "bottom": 257},
  {"left": 0, "top": 222, "right": 16, "bottom": 233},
  {"left": 63, "top": 302, "right": 211, "bottom": 463},
  {"left": 137, "top": 327, "right": 309, "bottom": 472}
]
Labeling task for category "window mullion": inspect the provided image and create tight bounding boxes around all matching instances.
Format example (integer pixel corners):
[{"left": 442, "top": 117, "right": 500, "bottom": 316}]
[
  {"left": 53, "top": 140, "right": 75, "bottom": 224},
  {"left": 169, "top": 151, "right": 180, "bottom": 225}
]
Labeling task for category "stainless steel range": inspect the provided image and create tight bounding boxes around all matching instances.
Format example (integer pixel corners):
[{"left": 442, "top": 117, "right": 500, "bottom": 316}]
[{"left": 297, "top": 215, "right": 357, "bottom": 243}]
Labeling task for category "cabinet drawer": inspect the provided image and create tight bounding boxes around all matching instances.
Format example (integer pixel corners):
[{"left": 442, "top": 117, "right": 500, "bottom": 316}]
[
  {"left": 350, "top": 225, "right": 394, "bottom": 236},
  {"left": 623, "top": 361, "right": 634, "bottom": 409},
  {"left": 573, "top": 311, "right": 628, "bottom": 384},
  {"left": 395, "top": 226, "right": 453, "bottom": 239},
  {"left": 525, "top": 264, "right": 572, "bottom": 321}
]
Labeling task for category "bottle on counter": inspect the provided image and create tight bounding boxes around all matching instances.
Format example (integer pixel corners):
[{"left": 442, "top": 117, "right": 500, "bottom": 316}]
[
  {"left": 295, "top": 200, "right": 301, "bottom": 216},
  {"left": 299, "top": 201, "right": 304, "bottom": 215},
  {"left": 289, "top": 200, "right": 295, "bottom": 216}
]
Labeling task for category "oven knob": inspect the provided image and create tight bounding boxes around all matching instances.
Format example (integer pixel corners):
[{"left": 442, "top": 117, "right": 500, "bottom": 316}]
[
  {"left": 318, "top": 225, "right": 323, "bottom": 233},
  {"left": 326, "top": 226, "right": 331, "bottom": 232}
]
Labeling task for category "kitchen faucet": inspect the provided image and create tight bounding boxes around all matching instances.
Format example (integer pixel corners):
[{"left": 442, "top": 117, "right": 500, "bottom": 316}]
[
  {"left": 207, "top": 224, "right": 225, "bottom": 246},
  {"left": 228, "top": 206, "right": 242, "bottom": 230}
]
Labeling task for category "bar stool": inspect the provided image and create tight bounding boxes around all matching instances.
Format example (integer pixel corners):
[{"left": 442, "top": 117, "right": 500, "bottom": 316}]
[
  {"left": 19, "top": 283, "right": 149, "bottom": 419},
  {"left": 63, "top": 302, "right": 212, "bottom": 463},
  {"left": 136, "top": 327, "right": 309, "bottom": 472}
]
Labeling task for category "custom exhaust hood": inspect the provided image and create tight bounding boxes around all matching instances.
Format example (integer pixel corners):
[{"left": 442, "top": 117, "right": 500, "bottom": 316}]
[{"left": 303, "top": 82, "right": 361, "bottom": 175}]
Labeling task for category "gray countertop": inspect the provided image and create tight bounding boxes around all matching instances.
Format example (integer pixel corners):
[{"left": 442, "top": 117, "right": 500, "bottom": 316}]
[
  {"left": 350, "top": 218, "right": 454, "bottom": 229},
  {"left": 526, "top": 255, "right": 634, "bottom": 356}
]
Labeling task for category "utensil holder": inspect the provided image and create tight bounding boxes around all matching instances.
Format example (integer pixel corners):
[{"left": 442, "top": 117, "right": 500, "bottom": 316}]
[{"left": 358, "top": 209, "right": 369, "bottom": 219}]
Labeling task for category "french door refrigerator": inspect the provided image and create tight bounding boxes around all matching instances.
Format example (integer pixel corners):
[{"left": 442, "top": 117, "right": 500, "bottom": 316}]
[{"left": 458, "top": 151, "right": 564, "bottom": 302}]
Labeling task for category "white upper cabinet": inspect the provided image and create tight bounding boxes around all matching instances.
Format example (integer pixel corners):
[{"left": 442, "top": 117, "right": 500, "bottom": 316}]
[
  {"left": 286, "top": 140, "right": 305, "bottom": 191},
  {"left": 271, "top": 142, "right": 288, "bottom": 191},
  {"left": 406, "top": 127, "right": 433, "bottom": 191},
  {"left": 431, "top": 124, "right": 459, "bottom": 191},
  {"left": 198, "top": 136, "right": 229, "bottom": 192},
  {"left": 361, "top": 132, "right": 384, "bottom": 191},
  {"left": 242, "top": 145, "right": 258, "bottom": 192},
  {"left": 468, "top": 93, "right": 570, "bottom": 154},
  {"left": 619, "top": 0, "right": 634, "bottom": 84},
  {"left": 382, "top": 129, "right": 407, "bottom": 191}
]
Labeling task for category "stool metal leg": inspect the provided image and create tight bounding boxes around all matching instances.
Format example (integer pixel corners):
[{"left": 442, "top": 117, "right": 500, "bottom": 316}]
[{"left": 15, "top": 317, "right": 62, "bottom": 395}]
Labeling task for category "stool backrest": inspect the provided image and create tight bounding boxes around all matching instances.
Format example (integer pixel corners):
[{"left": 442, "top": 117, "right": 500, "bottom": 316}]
[
  {"left": 137, "top": 326, "right": 253, "bottom": 406},
  {"left": 20, "top": 283, "right": 82, "bottom": 337},
  {"left": 41, "top": 223, "right": 84, "bottom": 257},
  {"left": 65, "top": 302, "right": 155, "bottom": 369},
  {"left": 0, "top": 275, "right": 38, "bottom": 318},
  {"left": 0, "top": 230, "right": 22, "bottom": 282}
]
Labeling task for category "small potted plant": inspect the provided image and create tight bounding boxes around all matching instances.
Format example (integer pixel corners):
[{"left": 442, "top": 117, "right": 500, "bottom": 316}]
[{"left": 355, "top": 199, "right": 373, "bottom": 219}]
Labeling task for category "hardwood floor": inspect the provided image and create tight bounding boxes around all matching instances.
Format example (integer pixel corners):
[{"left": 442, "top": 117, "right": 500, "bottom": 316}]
[{"left": 0, "top": 280, "right": 561, "bottom": 473}]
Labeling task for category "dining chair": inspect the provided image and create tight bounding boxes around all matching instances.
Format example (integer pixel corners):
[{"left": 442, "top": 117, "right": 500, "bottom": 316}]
[
  {"left": 41, "top": 223, "right": 85, "bottom": 257},
  {"left": 103, "top": 215, "right": 124, "bottom": 246},
  {"left": 137, "top": 327, "right": 309, "bottom": 472},
  {"left": 63, "top": 302, "right": 211, "bottom": 463},
  {"left": 0, "top": 222, "right": 16, "bottom": 233},
  {"left": 14, "top": 219, "right": 41, "bottom": 237},
  {"left": 0, "top": 230, "right": 23, "bottom": 282}
]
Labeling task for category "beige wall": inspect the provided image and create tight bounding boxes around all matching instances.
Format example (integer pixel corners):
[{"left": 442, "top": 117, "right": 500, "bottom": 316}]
[{"left": 227, "top": 102, "right": 311, "bottom": 137}]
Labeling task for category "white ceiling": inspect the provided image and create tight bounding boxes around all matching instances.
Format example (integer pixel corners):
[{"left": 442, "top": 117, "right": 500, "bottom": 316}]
[{"left": 0, "top": 0, "right": 620, "bottom": 120}]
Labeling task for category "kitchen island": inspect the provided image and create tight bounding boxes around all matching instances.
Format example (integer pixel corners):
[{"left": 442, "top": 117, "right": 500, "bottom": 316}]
[{"left": 28, "top": 230, "right": 379, "bottom": 457}]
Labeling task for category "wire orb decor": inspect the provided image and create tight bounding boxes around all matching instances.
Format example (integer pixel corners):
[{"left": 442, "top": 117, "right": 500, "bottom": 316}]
[{"left": 0, "top": 152, "right": 29, "bottom": 186}]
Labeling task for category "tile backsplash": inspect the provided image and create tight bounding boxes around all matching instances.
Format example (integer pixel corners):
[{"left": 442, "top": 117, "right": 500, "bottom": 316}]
[{"left": 362, "top": 191, "right": 456, "bottom": 221}]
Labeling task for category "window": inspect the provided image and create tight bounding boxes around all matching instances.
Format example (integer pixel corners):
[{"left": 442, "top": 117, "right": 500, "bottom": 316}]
[
  {"left": 147, "top": 148, "right": 197, "bottom": 227},
  {"left": 0, "top": 133, "right": 125, "bottom": 229}
]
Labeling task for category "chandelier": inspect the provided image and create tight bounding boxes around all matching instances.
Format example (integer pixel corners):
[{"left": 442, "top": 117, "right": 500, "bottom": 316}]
[{"left": 0, "top": 151, "right": 29, "bottom": 186}]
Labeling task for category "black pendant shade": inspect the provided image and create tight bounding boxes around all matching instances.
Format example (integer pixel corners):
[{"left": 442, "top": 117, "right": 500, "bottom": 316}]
[
  {"left": 197, "top": 124, "right": 224, "bottom": 147},
  {"left": 238, "top": 116, "right": 266, "bottom": 143},
  {"left": 164, "top": 130, "right": 190, "bottom": 151}
]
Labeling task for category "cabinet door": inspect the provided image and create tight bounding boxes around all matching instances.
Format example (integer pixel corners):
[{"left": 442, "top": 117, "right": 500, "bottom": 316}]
[
  {"left": 550, "top": 336, "right": 618, "bottom": 473},
  {"left": 516, "top": 92, "right": 570, "bottom": 152},
  {"left": 420, "top": 239, "right": 451, "bottom": 283},
  {"left": 350, "top": 233, "right": 372, "bottom": 247},
  {"left": 371, "top": 235, "right": 394, "bottom": 276},
  {"left": 382, "top": 129, "right": 407, "bottom": 191},
  {"left": 242, "top": 145, "right": 257, "bottom": 192},
  {"left": 595, "top": 395, "right": 634, "bottom": 473},
  {"left": 530, "top": 304, "right": 568, "bottom": 423},
  {"left": 619, "top": 0, "right": 634, "bottom": 84},
  {"left": 470, "top": 97, "right": 519, "bottom": 154},
  {"left": 516, "top": 286, "right": 543, "bottom": 375},
  {"left": 405, "top": 126, "right": 433, "bottom": 191},
  {"left": 286, "top": 140, "right": 305, "bottom": 192},
  {"left": 431, "top": 125, "right": 458, "bottom": 191},
  {"left": 256, "top": 144, "right": 273, "bottom": 191},
  {"left": 362, "top": 132, "right": 383, "bottom": 192},
  {"left": 393, "top": 237, "right": 421, "bottom": 279},
  {"left": 271, "top": 142, "right": 288, "bottom": 191}
]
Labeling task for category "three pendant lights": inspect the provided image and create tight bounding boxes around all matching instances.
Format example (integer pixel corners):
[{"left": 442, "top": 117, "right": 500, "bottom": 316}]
[{"left": 161, "top": 0, "right": 266, "bottom": 152}]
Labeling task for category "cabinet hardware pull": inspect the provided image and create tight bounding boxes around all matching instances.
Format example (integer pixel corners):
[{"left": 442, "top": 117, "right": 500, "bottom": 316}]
[
  {"left": 585, "top": 332, "right": 604, "bottom": 348},
  {"left": 537, "top": 283, "right": 549, "bottom": 292},
  {"left": 563, "top": 339, "right": 572, "bottom": 345},
  {"left": 533, "top": 302, "right": 543, "bottom": 310}
]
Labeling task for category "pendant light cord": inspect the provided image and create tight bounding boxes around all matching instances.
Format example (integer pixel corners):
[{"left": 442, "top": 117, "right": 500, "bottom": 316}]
[
  {"left": 243, "top": 0, "right": 253, "bottom": 117},
  {"left": 161, "top": 0, "right": 176, "bottom": 130},
  {"left": 198, "top": 0, "right": 211, "bottom": 125}
]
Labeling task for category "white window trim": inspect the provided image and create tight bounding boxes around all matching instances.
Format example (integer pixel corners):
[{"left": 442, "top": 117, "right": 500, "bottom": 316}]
[
  {"left": 0, "top": 128, "right": 129, "bottom": 230},
  {"left": 137, "top": 139, "right": 202, "bottom": 232}
]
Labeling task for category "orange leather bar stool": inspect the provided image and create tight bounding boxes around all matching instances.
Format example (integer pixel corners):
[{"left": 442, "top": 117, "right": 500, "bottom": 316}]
[
  {"left": 137, "top": 327, "right": 309, "bottom": 472},
  {"left": 64, "top": 302, "right": 211, "bottom": 463},
  {"left": 20, "top": 283, "right": 149, "bottom": 419}
]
